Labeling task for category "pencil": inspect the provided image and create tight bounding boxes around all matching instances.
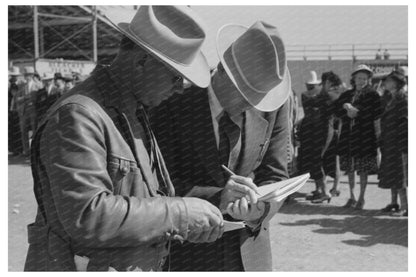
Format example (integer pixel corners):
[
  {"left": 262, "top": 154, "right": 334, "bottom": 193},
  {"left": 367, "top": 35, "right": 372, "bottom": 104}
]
[{"left": 221, "top": 164, "right": 235, "bottom": 176}]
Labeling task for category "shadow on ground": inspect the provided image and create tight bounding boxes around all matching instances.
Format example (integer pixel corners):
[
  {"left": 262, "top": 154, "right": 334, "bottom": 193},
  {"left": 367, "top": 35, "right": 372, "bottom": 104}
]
[{"left": 279, "top": 200, "right": 408, "bottom": 248}]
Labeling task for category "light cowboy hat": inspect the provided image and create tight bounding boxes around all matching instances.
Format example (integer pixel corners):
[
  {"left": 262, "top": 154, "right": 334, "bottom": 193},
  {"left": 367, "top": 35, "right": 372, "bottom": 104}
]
[
  {"left": 116, "top": 6, "right": 210, "bottom": 88},
  {"left": 216, "top": 21, "right": 291, "bottom": 112},
  {"left": 306, "top": 71, "right": 321, "bottom": 85},
  {"left": 9, "top": 66, "right": 22, "bottom": 76},
  {"left": 352, "top": 64, "right": 373, "bottom": 77}
]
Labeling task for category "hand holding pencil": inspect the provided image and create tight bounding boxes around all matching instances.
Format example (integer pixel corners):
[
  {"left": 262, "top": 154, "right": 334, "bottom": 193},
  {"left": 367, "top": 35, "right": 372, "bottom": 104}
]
[{"left": 219, "top": 165, "right": 260, "bottom": 214}]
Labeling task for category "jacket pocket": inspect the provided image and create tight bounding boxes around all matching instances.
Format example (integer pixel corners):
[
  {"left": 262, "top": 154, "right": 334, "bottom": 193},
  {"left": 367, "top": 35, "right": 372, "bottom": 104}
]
[{"left": 107, "top": 156, "right": 149, "bottom": 197}]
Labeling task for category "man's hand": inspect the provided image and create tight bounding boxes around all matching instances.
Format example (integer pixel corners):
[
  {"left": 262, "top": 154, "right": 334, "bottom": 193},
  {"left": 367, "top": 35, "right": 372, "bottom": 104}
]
[
  {"left": 226, "top": 199, "right": 266, "bottom": 222},
  {"left": 219, "top": 175, "right": 259, "bottom": 213},
  {"left": 182, "top": 197, "right": 224, "bottom": 243}
]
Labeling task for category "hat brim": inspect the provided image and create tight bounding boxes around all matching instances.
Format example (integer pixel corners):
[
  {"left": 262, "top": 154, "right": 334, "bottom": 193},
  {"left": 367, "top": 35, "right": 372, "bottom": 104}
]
[
  {"left": 216, "top": 24, "right": 290, "bottom": 112},
  {"left": 352, "top": 69, "right": 373, "bottom": 77},
  {"left": 118, "top": 22, "right": 210, "bottom": 88}
]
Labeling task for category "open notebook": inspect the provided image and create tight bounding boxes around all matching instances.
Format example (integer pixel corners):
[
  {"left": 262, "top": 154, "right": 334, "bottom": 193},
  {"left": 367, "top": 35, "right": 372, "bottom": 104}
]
[{"left": 224, "top": 173, "right": 310, "bottom": 232}]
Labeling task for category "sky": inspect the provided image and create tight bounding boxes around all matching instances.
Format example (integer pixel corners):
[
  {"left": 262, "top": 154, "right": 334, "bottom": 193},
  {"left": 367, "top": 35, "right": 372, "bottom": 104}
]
[
  {"left": 192, "top": 6, "right": 408, "bottom": 65},
  {"left": 101, "top": 5, "right": 408, "bottom": 66}
]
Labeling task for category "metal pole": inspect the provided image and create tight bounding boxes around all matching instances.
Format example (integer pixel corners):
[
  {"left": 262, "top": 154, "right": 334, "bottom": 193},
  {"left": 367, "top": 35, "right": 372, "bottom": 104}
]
[
  {"left": 92, "top": 6, "right": 98, "bottom": 63},
  {"left": 33, "top": 6, "right": 40, "bottom": 63}
]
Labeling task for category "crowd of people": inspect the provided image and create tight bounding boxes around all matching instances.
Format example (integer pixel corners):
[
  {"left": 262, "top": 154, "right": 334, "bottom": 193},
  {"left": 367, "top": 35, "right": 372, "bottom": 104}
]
[
  {"left": 6, "top": 5, "right": 408, "bottom": 272},
  {"left": 8, "top": 66, "right": 82, "bottom": 156},
  {"left": 293, "top": 65, "right": 408, "bottom": 217}
]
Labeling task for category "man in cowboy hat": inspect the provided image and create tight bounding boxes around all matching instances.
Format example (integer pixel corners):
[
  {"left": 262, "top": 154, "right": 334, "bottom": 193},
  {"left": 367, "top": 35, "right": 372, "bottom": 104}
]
[
  {"left": 151, "top": 20, "right": 291, "bottom": 271},
  {"left": 25, "top": 6, "right": 224, "bottom": 272}
]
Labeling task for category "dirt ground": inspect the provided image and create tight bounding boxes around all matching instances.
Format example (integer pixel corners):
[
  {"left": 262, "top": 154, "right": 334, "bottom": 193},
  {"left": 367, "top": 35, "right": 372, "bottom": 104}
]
[{"left": 8, "top": 154, "right": 408, "bottom": 271}]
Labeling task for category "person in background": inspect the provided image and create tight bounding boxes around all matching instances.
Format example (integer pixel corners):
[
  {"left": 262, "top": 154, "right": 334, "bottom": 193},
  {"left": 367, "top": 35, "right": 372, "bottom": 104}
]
[
  {"left": 64, "top": 74, "right": 75, "bottom": 92},
  {"left": 383, "top": 49, "right": 390, "bottom": 60},
  {"left": 396, "top": 66, "right": 408, "bottom": 92},
  {"left": 297, "top": 70, "right": 322, "bottom": 200},
  {"left": 336, "top": 64, "right": 382, "bottom": 210},
  {"left": 319, "top": 71, "right": 344, "bottom": 199},
  {"left": 299, "top": 71, "right": 343, "bottom": 204},
  {"left": 8, "top": 66, "right": 23, "bottom": 155},
  {"left": 34, "top": 73, "right": 55, "bottom": 123},
  {"left": 375, "top": 49, "right": 382, "bottom": 60},
  {"left": 15, "top": 66, "right": 43, "bottom": 156},
  {"left": 378, "top": 70, "right": 408, "bottom": 217}
]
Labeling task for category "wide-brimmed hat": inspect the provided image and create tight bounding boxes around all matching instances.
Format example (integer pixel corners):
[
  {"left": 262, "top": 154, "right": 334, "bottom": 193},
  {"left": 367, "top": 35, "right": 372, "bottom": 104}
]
[
  {"left": 116, "top": 6, "right": 210, "bottom": 88},
  {"left": 9, "top": 66, "right": 21, "bottom": 76},
  {"left": 383, "top": 70, "right": 406, "bottom": 88},
  {"left": 216, "top": 21, "right": 291, "bottom": 112},
  {"left": 24, "top": 66, "right": 35, "bottom": 75},
  {"left": 306, "top": 71, "right": 321, "bottom": 85},
  {"left": 397, "top": 66, "right": 408, "bottom": 77},
  {"left": 352, "top": 64, "right": 373, "bottom": 77}
]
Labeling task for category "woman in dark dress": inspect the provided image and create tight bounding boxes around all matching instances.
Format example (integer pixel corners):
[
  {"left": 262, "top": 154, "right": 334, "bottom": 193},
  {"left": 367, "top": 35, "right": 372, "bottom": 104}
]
[
  {"left": 335, "top": 65, "right": 382, "bottom": 210},
  {"left": 378, "top": 71, "right": 408, "bottom": 216}
]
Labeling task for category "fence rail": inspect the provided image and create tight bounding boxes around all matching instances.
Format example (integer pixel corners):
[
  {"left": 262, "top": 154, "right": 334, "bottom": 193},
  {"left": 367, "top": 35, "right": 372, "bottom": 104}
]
[{"left": 286, "top": 43, "right": 408, "bottom": 60}]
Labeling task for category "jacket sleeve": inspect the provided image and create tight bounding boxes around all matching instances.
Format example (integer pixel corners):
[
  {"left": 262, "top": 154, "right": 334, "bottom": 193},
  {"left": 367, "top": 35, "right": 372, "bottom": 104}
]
[
  {"left": 253, "top": 100, "right": 290, "bottom": 185},
  {"left": 40, "top": 103, "right": 189, "bottom": 248}
]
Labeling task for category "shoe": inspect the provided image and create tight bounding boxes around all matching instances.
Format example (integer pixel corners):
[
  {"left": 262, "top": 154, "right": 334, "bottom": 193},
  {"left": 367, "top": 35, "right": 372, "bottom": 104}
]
[
  {"left": 311, "top": 194, "right": 331, "bottom": 204},
  {"left": 354, "top": 199, "right": 365, "bottom": 210},
  {"left": 330, "top": 188, "right": 340, "bottom": 197},
  {"left": 343, "top": 199, "right": 357, "bottom": 208},
  {"left": 381, "top": 203, "right": 400, "bottom": 213},
  {"left": 392, "top": 209, "right": 408, "bottom": 217},
  {"left": 305, "top": 190, "right": 320, "bottom": 201}
]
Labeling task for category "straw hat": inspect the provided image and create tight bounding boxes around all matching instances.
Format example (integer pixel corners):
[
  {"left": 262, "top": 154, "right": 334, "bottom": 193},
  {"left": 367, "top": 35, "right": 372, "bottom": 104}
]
[
  {"left": 306, "top": 71, "right": 321, "bottom": 85},
  {"left": 351, "top": 64, "right": 373, "bottom": 77}
]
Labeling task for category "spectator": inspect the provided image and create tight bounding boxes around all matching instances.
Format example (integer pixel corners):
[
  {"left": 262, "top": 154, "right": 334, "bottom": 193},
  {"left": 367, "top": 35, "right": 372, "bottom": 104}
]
[
  {"left": 375, "top": 49, "right": 382, "bottom": 60},
  {"left": 383, "top": 49, "right": 390, "bottom": 60},
  {"left": 321, "top": 72, "right": 344, "bottom": 198},
  {"left": 8, "top": 66, "right": 23, "bottom": 155},
  {"left": 298, "top": 70, "right": 322, "bottom": 200},
  {"left": 63, "top": 73, "right": 75, "bottom": 92},
  {"left": 35, "top": 73, "right": 55, "bottom": 122},
  {"left": 336, "top": 64, "right": 382, "bottom": 210},
  {"left": 15, "top": 66, "right": 43, "bottom": 156},
  {"left": 298, "top": 71, "right": 343, "bottom": 203},
  {"left": 378, "top": 71, "right": 407, "bottom": 217}
]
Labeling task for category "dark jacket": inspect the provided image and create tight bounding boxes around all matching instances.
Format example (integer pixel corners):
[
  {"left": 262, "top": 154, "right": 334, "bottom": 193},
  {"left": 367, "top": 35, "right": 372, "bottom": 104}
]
[
  {"left": 335, "top": 86, "right": 382, "bottom": 158},
  {"left": 151, "top": 86, "right": 289, "bottom": 271},
  {"left": 378, "top": 91, "right": 408, "bottom": 189},
  {"left": 24, "top": 67, "right": 188, "bottom": 271}
]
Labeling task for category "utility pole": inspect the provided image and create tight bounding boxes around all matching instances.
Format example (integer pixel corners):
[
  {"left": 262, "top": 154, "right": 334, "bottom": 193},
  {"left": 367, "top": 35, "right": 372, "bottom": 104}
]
[
  {"left": 33, "top": 6, "right": 40, "bottom": 66},
  {"left": 92, "top": 6, "right": 98, "bottom": 63}
]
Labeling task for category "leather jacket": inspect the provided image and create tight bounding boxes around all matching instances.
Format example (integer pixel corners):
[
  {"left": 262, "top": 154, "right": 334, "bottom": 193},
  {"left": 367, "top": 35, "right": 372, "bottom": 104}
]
[{"left": 24, "top": 67, "right": 189, "bottom": 271}]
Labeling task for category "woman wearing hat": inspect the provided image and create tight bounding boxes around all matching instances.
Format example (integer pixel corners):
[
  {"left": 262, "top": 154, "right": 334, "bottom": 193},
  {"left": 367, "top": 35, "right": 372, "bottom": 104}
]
[
  {"left": 378, "top": 71, "right": 408, "bottom": 216},
  {"left": 335, "top": 65, "right": 382, "bottom": 210}
]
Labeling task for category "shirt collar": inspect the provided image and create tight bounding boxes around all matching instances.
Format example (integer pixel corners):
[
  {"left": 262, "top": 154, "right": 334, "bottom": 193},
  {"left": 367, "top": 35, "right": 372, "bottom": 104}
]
[{"left": 208, "top": 83, "right": 223, "bottom": 121}]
